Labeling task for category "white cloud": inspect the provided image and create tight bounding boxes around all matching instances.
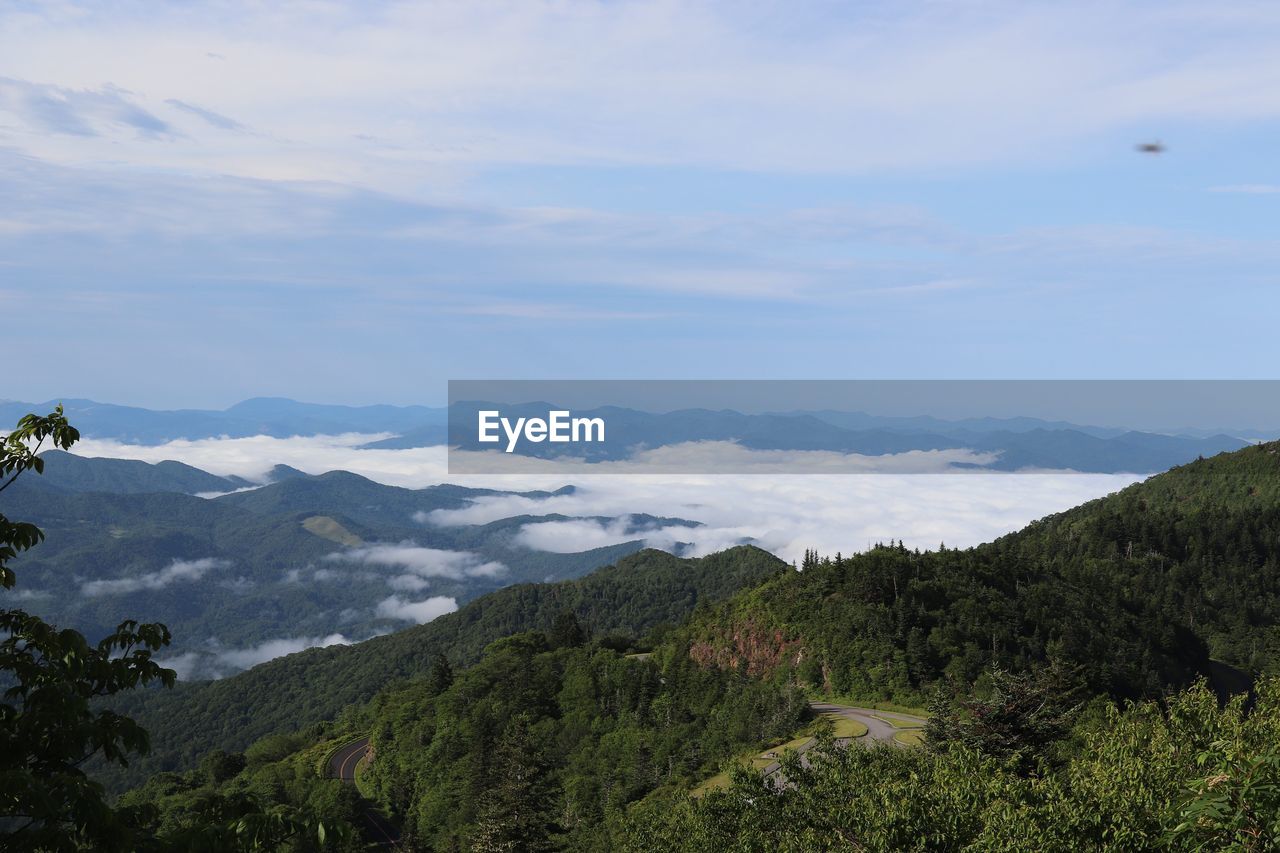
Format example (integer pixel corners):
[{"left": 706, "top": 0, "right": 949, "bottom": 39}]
[
  {"left": 157, "top": 632, "right": 359, "bottom": 679},
  {"left": 449, "top": 442, "right": 1001, "bottom": 475},
  {"left": 71, "top": 433, "right": 444, "bottom": 486},
  {"left": 327, "top": 544, "right": 507, "bottom": 581},
  {"left": 214, "top": 633, "right": 354, "bottom": 671},
  {"left": 429, "top": 472, "right": 1143, "bottom": 562},
  {"left": 64, "top": 436, "right": 1142, "bottom": 563},
  {"left": 4, "top": 2, "right": 1280, "bottom": 188},
  {"left": 513, "top": 516, "right": 719, "bottom": 554},
  {"left": 376, "top": 594, "right": 458, "bottom": 625},
  {"left": 81, "top": 557, "right": 229, "bottom": 596},
  {"left": 156, "top": 651, "right": 202, "bottom": 681}
]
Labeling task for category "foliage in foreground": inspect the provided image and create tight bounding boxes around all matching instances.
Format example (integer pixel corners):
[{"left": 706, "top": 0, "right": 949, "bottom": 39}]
[
  {"left": 0, "top": 408, "right": 345, "bottom": 851},
  {"left": 626, "top": 677, "right": 1280, "bottom": 852}
]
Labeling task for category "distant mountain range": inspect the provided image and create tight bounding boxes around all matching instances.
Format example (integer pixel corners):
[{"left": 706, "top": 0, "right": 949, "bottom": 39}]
[
  {"left": 0, "top": 397, "right": 447, "bottom": 444},
  {"left": 0, "top": 396, "right": 1265, "bottom": 473},
  {"left": 2, "top": 452, "right": 704, "bottom": 678},
  {"left": 445, "top": 400, "right": 1250, "bottom": 473}
]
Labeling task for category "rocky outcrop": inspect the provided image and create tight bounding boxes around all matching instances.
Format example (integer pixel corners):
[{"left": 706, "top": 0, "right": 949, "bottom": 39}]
[{"left": 688, "top": 619, "right": 806, "bottom": 677}]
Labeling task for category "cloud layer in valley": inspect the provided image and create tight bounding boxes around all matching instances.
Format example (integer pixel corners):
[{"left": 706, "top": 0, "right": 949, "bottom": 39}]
[
  {"left": 326, "top": 544, "right": 506, "bottom": 592},
  {"left": 66, "top": 436, "right": 1143, "bottom": 563},
  {"left": 375, "top": 595, "right": 459, "bottom": 625},
  {"left": 81, "top": 557, "right": 230, "bottom": 597},
  {"left": 159, "top": 632, "right": 358, "bottom": 680}
]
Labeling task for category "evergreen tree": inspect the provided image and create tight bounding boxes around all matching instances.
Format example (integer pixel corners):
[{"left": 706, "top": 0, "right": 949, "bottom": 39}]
[{"left": 469, "top": 713, "right": 555, "bottom": 852}]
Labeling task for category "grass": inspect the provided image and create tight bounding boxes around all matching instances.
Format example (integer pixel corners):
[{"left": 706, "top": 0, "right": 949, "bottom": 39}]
[
  {"left": 828, "top": 716, "right": 869, "bottom": 738},
  {"left": 692, "top": 734, "right": 816, "bottom": 796},
  {"left": 870, "top": 713, "right": 926, "bottom": 729},
  {"left": 301, "top": 515, "right": 364, "bottom": 546},
  {"left": 693, "top": 714, "right": 868, "bottom": 796},
  {"left": 893, "top": 729, "right": 925, "bottom": 746},
  {"left": 691, "top": 771, "right": 732, "bottom": 796}
]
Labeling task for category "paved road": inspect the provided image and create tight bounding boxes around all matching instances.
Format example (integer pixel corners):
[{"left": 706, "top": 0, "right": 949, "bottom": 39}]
[
  {"left": 756, "top": 703, "right": 926, "bottom": 779},
  {"left": 330, "top": 737, "right": 371, "bottom": 782},
  {"left": 327, "top": 737, "right": 402, "bottom": 848},
  {"left": 811, "top": 702, "right": 926, "bottom": 745}
]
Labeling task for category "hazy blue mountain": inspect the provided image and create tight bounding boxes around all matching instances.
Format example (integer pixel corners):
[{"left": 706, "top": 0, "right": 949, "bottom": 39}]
[
  {"left": 1, "top": 397, "right": 1251, "bottom": 472},
  {"left": 788, "top": 409, "right": 1128, "bottom": 438},
  {"left": 356, "top": 423, "right": 449, "bottom": 448},
  {"left": 0, "top": 397, "right": 446, "bottom": 444},
  {"left": 444, "top": 401, "right": 1247, "bottom": 473},
  {"left": 963, "top": 429, "right": 1246, "bottom": 472}
]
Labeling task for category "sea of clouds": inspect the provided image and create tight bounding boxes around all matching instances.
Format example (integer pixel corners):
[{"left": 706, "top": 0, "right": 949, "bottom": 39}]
[
  {"left": 72, "top": 433, "right": 1144, "bottom": 560},
  {"left": 73, "top": 433, "right": 1144, "bottom": 677}
]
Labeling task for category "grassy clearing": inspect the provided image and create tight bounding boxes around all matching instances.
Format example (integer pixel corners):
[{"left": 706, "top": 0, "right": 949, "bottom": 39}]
[
  {"left": 893, "top": 729, "right": 925, "bottom": 746},
  {"left": 302, "top": 515, "right": 364, "bottom": 546},
  {"left": 691, "top": 771, "right": 732, "bottom": 796},
  {"left": 694, "top": 715, "right": 868, "bottom": 795},
  {"left": 871, "top": 713, "right": 926, "bottom": 729},
  {"left": 828, "top": 716, "right": 869, "bottom": 738}
]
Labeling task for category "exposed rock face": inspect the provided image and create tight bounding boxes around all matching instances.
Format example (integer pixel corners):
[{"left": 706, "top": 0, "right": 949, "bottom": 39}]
[{"left": 688, "top": 619, "right": 806, "bottom": 677}]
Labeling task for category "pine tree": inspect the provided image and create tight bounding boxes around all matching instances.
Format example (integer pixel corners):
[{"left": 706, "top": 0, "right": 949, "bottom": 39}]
[{"left": 469, "top": 713, "right": 556, "bottom": 852}]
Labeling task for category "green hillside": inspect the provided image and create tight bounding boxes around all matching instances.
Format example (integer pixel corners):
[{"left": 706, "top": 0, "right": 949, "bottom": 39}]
[
  {"left": 688, "top": 442, "right": 1280, "bottom": 705},
  {"left": 0, "top": 466, "right": 677, "bottom": 676},
  {"left": 36, "top": 450, "right": 253, "bottom": 494},
  {"left": 101, "top": 546, "right": 788, "bottom": 792}
]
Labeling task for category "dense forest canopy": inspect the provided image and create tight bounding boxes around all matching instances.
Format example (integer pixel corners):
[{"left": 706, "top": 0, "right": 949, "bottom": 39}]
[
  {"left": 102, "top": 547, "right": 788, "bottom": 793},
  {"left": 687, "top": 443, "right": 1280, "bottom": 706}
]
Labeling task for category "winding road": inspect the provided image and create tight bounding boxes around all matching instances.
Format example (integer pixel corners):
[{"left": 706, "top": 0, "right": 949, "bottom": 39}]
[
  {"left": 755, "top": 702, "right": 927, "bottom": 779},
  {"left": 327, "top": 737, "right": 402, "bottom": 848}
]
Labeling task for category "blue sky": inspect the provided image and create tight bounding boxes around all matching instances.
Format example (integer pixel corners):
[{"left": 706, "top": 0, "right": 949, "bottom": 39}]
[{"left": 2, "top": 1, "right": 1278, "bottom": 407}]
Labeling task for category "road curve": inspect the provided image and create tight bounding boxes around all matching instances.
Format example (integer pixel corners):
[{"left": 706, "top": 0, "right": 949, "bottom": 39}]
[
  {"left": 810, "top": 702, "right": 925, "bottom": 745},
  {"left": 756, "top": 702, "right": 926, "bottom": 779},
  {"left": 329, "top": 736, "right": 370, "bottom": 781},
  {"left": 327, "top": 737, "right": 402, "bottom": 848}
]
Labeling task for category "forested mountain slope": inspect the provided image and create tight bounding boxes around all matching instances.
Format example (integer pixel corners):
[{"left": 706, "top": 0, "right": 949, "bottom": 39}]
[
  {"left": 34, "top": 450, "right": 253, "bottom": 494},
  {"left": 688, "top": 442, "right": 1280, "bottom": 704},
  {"left": 1, "top": 462, "right": 677, "bottom": 677},
  {"left": 102, "top": 546, "right": 788, "bottom": 792}
]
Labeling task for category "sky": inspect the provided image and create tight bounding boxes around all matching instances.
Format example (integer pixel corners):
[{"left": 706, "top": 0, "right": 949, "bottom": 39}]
[{"left": 2, "top": 1, "right": 1279, "bottom": 407}]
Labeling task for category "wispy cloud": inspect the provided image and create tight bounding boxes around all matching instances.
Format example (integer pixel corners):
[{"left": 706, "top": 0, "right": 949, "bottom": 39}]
[
  {"left": 159, "top": 631, "right": 357, "bottom": 679},
  {"left": 0, "top": 77, "right": 173, "bottom": 139},
  {"left": 5, "top": 3, "right": 1280, "bottom": 182},
  {"left": 326, "top": 544, "right": 507, "bottom": 583},
  {"left": 81, "top": 557, "right": 229, "bottom": 596},
  {"left": 163, "top": 98, "right": 245, "bottom": 131},
  {"left": 375, "top": 594, "right": 458, "bottom": 624},
  {"left": 214, "top": 632, "right": 353, "bottom": 670}
]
